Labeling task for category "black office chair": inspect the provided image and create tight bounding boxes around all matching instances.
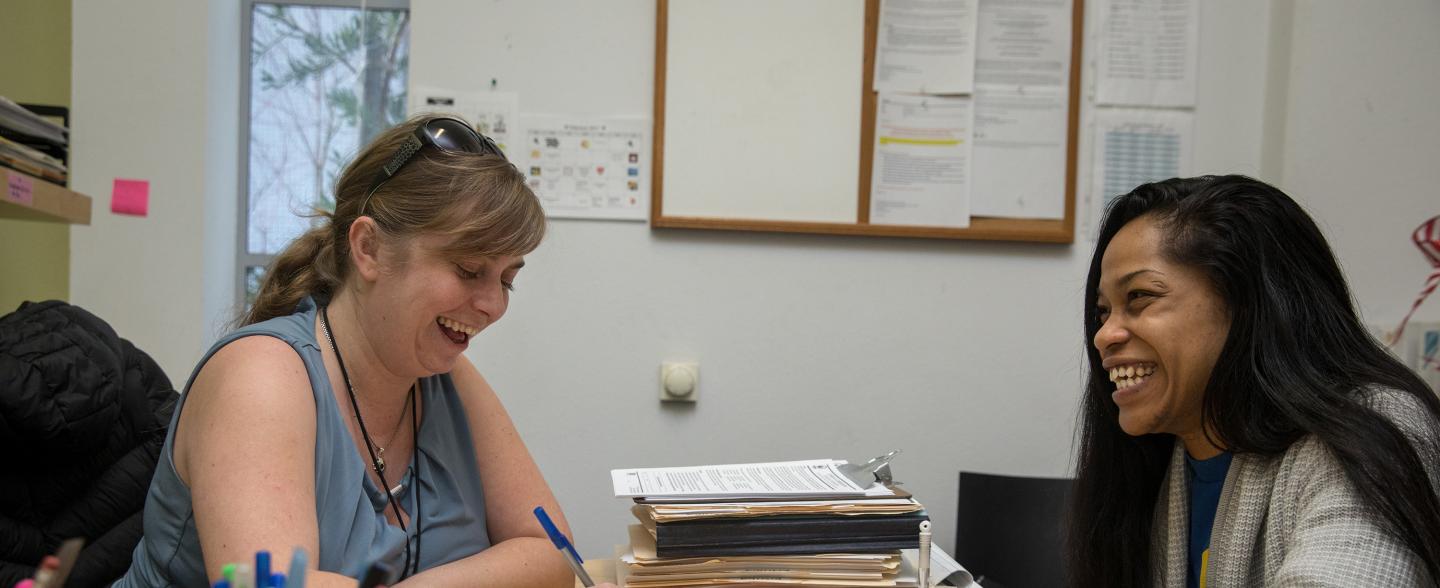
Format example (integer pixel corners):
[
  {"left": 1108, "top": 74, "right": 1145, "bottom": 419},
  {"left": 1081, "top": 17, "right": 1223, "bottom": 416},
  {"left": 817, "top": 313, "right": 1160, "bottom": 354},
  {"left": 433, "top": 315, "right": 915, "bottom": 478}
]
[{"left": 954, "top": 472, "right": 1073, "bottom": 588}]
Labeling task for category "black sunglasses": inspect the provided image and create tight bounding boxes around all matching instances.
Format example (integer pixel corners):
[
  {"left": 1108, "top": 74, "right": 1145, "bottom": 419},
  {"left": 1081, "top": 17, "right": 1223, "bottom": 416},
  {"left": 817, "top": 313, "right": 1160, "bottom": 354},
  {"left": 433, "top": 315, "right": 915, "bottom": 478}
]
[{"left": 360, "top": 117, "right": 505, "bottom": 215}]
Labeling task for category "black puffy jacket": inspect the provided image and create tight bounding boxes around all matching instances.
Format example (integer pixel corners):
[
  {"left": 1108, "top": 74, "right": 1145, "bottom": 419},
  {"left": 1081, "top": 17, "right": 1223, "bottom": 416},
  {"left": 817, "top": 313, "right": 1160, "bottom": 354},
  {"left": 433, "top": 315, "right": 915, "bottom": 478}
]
[{"left": 0, "top": 300, "right": 178, "bottom": 587}]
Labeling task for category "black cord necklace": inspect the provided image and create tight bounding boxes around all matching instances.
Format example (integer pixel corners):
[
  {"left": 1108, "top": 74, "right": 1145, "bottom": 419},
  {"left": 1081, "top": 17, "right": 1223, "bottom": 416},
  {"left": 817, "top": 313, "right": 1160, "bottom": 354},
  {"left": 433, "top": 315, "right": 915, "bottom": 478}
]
[{"left": 320, "top": 305, "right": 422, "bottom": 578}]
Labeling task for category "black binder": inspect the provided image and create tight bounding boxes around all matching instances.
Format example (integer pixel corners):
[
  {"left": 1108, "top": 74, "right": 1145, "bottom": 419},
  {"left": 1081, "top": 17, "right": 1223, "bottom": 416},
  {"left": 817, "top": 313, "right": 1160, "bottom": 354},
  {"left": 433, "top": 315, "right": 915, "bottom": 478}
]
[{"left": 651, "top": 511, "right": 929, "bottom": 557}]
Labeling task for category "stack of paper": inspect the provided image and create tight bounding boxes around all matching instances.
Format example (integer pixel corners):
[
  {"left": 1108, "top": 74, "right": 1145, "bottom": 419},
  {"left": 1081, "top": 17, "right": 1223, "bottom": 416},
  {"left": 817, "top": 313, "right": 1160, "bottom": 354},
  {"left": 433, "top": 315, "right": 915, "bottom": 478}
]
[
  {"left": 621, "top": 525, "right": 912, "bottom": 587},
  {"left": 0, "top": 135, "right": 66, "bottom": 183},
  {"left": 633, "top": 498, "right": 929, "bottom": 558},
  {"left": 638, "top": 497, "right": 926, "bottom": 523},
  {"left": 0, "top": 96, "right": 69, "bottom": 185},
  {"left": 612, "top": 459, "right": 967, "bottom": 587},
  {"left": 0, "top": 96, "right": 67, "bottom": 146}
]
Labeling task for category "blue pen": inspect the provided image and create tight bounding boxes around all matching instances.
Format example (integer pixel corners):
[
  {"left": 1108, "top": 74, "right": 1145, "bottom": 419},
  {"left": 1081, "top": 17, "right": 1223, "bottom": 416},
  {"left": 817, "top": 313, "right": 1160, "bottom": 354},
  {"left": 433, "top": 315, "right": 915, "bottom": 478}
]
[
  {"left": 255, "top": 550, "right": 271, "bottom": 588},
  {"left": 286, "top": 547, "right": 307, "bottom": 588},
  {"left": 533, "top": 506, "right": 594, "bottom": 587}
]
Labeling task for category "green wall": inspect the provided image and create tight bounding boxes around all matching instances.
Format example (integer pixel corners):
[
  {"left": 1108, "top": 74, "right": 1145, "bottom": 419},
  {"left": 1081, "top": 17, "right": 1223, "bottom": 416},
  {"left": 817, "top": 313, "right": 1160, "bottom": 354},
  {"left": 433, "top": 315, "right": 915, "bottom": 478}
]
[{"left": 0, "top": 0, "right": 72, "bottom": 312}]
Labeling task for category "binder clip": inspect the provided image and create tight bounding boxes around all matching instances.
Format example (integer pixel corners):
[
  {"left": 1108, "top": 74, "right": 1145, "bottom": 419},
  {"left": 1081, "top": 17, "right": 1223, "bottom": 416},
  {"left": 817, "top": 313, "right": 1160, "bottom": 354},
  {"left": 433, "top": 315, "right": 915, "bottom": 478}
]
[{"left": 840, "top": 450, "right": 900, "bottom": 488}]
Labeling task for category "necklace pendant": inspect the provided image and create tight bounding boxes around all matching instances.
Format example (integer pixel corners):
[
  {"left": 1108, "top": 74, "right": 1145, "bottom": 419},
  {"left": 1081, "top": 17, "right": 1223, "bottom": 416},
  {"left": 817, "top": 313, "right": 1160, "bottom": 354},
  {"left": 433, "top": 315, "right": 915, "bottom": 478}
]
[{"left": 374, "top": 456, "right": 386, "bottom": 473}]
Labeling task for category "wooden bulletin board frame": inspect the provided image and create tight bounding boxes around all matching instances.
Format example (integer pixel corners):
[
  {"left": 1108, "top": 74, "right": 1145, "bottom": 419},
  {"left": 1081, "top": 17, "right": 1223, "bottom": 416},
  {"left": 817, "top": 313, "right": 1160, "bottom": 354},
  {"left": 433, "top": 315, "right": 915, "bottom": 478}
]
[{"left": 651, "top": 0, "right": 1084, "bottom": 243}]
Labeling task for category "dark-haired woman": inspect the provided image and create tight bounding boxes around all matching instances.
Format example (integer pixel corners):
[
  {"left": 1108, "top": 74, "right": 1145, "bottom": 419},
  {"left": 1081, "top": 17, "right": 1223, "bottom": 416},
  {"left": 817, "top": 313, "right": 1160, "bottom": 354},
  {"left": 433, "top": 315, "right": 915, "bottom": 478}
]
[
  {"left": 1068, "top": 175, "right": 1440, "bottom": 587},
  {"left": 116, "top": 117, "right": 615, "bottom": 587}
]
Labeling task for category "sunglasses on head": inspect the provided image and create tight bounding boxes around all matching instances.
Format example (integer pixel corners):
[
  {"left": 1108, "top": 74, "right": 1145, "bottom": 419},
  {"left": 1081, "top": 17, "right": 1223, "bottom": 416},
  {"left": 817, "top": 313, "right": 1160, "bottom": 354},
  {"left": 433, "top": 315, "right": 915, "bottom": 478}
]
[{"left": 360, "top": 117, "right": 505, "bottom": 216}]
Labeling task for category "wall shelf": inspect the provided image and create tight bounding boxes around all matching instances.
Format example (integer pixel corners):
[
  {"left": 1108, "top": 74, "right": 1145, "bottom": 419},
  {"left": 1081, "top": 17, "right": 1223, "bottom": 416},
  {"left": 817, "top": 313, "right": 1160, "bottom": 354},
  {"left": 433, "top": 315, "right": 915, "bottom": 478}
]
[{"left": 0, "top": 168, "right": 90, "bottom": 225}]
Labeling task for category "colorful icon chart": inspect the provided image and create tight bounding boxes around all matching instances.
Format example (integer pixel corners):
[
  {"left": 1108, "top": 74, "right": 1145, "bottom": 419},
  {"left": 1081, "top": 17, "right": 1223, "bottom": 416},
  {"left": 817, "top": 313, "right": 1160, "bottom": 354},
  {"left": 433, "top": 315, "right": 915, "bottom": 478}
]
[{"left": 523, "top": 117, "right": 649, "bottom": 221}]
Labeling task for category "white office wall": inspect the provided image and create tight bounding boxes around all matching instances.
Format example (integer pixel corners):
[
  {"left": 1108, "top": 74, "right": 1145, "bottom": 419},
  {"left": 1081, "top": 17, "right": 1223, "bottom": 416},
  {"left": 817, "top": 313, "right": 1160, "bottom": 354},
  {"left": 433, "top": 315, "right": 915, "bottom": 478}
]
[
  {"left": 411, "top": 0, "right": 1277, "bottom": 556},
  {"left": 62, "top": 0, "right": 1437, "bottom": 560},
  {"left": 1276, "top": 0, "right": 1440, "bottom": 325},
  {"left": 70, "top": 0, "right": 239, "bottom": 383}
]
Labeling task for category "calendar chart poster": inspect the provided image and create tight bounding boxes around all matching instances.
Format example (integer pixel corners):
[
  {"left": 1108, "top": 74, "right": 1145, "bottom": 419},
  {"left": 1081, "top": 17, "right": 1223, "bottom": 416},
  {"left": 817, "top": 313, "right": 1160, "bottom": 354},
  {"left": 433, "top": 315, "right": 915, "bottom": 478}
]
[{"left": 522, "top": 116, "right": 650, "bottom": 221}]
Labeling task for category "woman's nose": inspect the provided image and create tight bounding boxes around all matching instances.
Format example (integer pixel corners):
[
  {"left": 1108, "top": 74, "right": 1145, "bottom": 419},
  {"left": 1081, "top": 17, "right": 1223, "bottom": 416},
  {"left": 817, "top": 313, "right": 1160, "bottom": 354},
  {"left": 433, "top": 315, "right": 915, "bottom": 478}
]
[
  {"left": 472, "top": 281, "right": 507, "bottom": 318},
  {"left": 1093, "top": 316, "right": 1129, "bottom": 351}
]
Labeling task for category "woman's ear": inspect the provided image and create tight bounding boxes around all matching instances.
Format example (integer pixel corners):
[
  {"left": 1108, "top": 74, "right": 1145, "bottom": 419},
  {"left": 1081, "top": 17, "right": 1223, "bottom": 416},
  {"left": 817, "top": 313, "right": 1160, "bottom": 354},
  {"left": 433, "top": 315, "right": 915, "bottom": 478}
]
[{"left": 348, "top": 217, "right": 384, "bottom": 282}]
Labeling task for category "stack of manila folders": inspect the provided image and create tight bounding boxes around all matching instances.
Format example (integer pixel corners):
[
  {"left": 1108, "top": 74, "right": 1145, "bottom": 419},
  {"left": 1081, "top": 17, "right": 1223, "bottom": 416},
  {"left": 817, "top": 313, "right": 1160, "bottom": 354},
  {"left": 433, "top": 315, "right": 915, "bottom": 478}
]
[{"left": 609, "top": 458, "right": 976, "bottom": 587}]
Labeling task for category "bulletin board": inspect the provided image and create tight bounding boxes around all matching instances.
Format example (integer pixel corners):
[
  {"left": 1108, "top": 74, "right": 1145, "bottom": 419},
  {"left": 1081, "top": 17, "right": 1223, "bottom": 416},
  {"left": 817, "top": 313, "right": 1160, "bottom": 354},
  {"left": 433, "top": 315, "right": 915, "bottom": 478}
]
[{"left": 651, "top": 0, "right": 1084, "bottom": 243}]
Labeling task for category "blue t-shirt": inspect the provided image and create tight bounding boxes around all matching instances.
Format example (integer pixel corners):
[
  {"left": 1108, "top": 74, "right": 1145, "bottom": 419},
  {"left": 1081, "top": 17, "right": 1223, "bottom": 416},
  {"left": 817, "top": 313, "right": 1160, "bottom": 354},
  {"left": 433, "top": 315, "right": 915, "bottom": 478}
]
[{"left": 1186, "top": 451, "right": 1232, "bottom": 588}]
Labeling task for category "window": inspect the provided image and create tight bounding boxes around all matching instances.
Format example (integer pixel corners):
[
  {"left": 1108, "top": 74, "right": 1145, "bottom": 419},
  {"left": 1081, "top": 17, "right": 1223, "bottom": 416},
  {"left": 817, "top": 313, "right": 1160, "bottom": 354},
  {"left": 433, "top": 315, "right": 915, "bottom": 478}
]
[{"left": 239, "top": 0, "right": 410, "bottom": 307}]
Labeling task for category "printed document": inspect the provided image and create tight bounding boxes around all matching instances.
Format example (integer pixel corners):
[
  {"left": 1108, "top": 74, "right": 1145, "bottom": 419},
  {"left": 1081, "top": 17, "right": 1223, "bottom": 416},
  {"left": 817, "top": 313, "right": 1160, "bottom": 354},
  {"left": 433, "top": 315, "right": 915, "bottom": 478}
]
[
  {"left": 969, "top": 0, "right": 1072, "bottom": 219},
  {"left": 974, "top": 0, "right": 1071, "bottom": 88},
  {"left": 612, "top": 459, "right": 895, "bottom": 499},
  {"left": 1094, "top": 0, "right": 1199, "bottom": 107},
  {"left": 971, "top": 84, "right": 1067, "bottom": 219},
  {"left": 870, "top": 92, "right": 973, "bottom": 227},
  {"left": 874, "top": 0, "right": 978, "bottom": 94}
]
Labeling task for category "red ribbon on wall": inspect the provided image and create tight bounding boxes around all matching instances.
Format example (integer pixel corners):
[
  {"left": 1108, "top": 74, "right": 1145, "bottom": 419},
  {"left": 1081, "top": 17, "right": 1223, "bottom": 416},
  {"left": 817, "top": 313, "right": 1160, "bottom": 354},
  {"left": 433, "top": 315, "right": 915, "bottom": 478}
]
[{"left": 1391, "top": 215, "right": 1440, "bottom": 353}]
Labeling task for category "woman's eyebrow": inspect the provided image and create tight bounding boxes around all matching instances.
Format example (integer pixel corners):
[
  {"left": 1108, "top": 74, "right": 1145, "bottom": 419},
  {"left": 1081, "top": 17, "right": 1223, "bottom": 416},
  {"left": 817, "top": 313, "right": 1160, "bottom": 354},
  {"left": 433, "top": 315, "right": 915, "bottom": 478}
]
[
  {"left": 1097, "top": 268, "right": 1164, "bottom": 295},
  {"left": 1118, "top": 268, "right": 1163, "bottom": 284}
]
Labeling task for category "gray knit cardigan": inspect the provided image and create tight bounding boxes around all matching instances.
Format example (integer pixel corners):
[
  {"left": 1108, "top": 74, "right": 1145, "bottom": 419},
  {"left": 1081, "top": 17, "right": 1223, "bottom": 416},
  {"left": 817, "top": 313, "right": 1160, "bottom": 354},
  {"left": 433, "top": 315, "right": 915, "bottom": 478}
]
[{"left": 1150, "top": 388, "right": 1440, "bottom": 587}]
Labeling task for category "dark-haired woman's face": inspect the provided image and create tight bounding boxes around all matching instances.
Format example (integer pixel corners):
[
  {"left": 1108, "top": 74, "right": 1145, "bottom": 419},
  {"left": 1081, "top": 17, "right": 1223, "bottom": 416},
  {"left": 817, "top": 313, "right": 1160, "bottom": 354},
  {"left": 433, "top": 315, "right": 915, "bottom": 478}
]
[{"left": 1093, "top": 216, "right": 1230, "bottom": 455}]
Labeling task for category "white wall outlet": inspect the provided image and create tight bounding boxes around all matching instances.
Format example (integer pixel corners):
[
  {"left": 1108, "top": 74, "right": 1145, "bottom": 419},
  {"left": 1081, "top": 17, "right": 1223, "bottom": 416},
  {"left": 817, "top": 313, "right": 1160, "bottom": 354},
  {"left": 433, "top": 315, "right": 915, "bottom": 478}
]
[{"left": 660, "top": 361, "right": 699, "bottom": 403}]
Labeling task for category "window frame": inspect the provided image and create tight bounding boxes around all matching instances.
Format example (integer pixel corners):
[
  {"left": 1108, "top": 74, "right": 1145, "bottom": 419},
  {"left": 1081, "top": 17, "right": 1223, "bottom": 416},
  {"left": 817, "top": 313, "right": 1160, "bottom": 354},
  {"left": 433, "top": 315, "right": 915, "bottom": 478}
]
[{"left": 236, "top": 0, "right": 410, "bottom": 309}]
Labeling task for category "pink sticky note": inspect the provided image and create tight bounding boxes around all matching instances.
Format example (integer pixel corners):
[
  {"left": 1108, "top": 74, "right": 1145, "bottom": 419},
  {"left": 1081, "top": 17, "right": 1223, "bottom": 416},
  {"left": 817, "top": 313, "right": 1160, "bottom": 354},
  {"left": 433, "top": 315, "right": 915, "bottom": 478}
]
[
  {"left": 111, "top": 178, "right": 149, "bottom": 216},
  {"left": 6, "top": 172, "right": 34, "bottom": 206}
]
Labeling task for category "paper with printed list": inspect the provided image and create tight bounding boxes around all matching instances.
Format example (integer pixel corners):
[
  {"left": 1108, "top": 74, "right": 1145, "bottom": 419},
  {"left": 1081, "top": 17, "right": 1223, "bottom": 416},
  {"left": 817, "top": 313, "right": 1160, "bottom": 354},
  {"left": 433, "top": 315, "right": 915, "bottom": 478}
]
[
  {"left": 612, "top": 459, "right": 897, "bottom": 500},
  {"left": 1094, "top": 0, "right": 1199, "bottom": 107}
]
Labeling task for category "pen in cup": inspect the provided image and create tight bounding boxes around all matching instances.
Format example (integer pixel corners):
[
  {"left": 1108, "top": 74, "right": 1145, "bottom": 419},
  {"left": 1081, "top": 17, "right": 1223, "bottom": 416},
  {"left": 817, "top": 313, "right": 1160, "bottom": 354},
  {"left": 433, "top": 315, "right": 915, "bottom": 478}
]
[
  {"left": 533, "top": 506, "right": 594, "bottom": 587},
  {"left": 286, "top": 546, "right": 307, "bottom": 588},
  {"left": 255, "top": 550, "right": 270, "bottom": 588}
]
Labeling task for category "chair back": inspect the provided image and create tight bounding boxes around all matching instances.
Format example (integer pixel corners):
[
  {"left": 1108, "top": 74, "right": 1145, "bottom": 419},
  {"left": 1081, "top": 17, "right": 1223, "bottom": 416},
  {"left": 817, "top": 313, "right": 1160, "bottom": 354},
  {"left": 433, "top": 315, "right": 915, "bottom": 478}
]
[{"left": 955, "top": 471, "right": 1072, "bottom": 588}]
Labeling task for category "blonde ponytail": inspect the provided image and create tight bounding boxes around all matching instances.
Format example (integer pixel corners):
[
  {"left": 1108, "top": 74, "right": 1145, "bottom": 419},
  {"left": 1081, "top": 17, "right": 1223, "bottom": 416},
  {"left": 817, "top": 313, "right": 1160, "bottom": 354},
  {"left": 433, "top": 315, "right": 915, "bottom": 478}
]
[{"left": 240, "top": 223, "right": 343, "bottom": 326}]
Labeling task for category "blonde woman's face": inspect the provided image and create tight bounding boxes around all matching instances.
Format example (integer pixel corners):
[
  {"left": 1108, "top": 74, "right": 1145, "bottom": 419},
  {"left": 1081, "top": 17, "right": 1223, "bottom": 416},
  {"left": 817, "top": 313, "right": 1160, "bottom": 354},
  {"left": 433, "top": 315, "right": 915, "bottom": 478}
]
[{"left": 368, "top": 233, "right": 524, "bottom": 376}]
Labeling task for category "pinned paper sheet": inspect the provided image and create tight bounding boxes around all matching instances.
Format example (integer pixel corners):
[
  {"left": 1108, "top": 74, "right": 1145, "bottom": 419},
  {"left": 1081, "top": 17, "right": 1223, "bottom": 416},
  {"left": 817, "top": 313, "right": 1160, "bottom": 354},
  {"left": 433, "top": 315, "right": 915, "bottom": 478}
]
[
  {"left": 6, "top": 172, "right": 33, "bottom": 206},
  {"left": 111, "top": 178, "right": 149, "bottom": 216}
]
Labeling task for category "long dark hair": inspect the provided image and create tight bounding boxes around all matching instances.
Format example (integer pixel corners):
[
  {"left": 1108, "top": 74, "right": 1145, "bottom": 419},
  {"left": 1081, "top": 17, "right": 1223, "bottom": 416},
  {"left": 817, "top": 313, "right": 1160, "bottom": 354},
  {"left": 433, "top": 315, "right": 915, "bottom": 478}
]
[{"left": 1067, "top": 175, "right": 1440, "bottom": 586}]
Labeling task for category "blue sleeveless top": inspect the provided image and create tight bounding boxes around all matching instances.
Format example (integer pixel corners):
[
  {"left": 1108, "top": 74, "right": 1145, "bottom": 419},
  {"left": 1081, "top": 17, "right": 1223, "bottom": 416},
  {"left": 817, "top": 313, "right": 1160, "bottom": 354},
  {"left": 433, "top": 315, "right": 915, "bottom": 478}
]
[{"left": 117, "top": 298, "right": 492, "bottom": 587}]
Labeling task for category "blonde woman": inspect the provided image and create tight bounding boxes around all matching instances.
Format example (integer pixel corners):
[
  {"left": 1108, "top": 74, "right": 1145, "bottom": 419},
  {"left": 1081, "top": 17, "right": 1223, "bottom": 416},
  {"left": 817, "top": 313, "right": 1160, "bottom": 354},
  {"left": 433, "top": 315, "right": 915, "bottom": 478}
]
[{"left": 118, "top": 117, "right": 612, "bottom": 587}]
